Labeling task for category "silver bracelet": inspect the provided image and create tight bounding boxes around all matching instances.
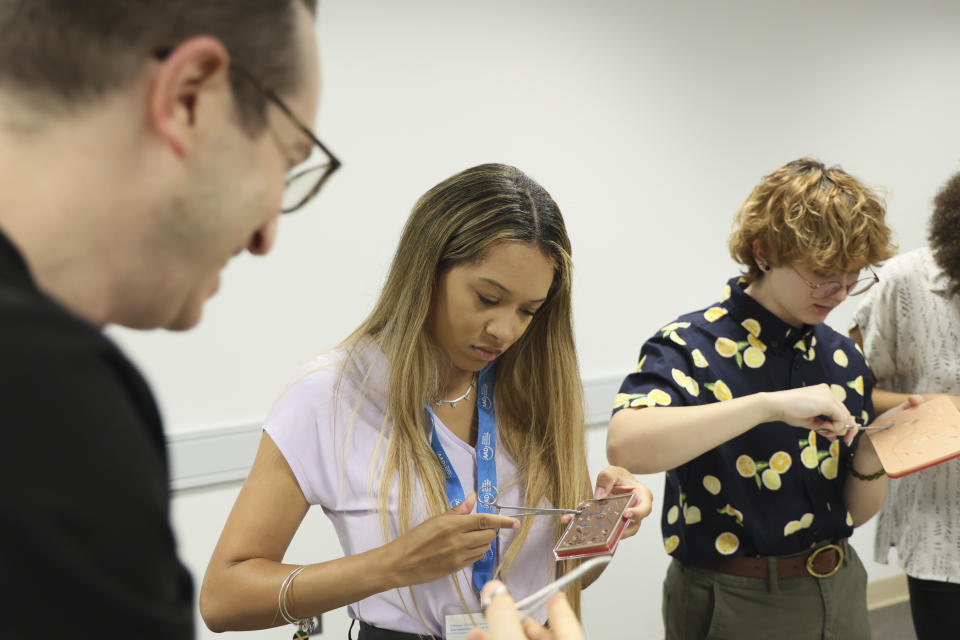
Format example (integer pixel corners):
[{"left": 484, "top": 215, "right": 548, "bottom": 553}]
[{"left": 278, "top": 565, "right": 309, "bottom": 627}]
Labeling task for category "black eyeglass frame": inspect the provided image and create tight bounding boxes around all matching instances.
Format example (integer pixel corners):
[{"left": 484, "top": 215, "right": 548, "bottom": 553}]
[
  {"left": 153, "top": 48, "right": 341, "bottom": 213},
  {"left": 229, "top": 64, "right": 341, "bottom": 213}
]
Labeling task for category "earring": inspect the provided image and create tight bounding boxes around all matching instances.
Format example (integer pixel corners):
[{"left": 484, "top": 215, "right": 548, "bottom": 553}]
[{"left": 758, "top": 262, "right": 770, "bottom": 272}]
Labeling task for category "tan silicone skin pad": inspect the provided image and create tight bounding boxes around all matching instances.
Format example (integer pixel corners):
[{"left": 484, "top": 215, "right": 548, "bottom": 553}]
[{"left": 868, "top": 395, "right": 960, "bottom": 478}]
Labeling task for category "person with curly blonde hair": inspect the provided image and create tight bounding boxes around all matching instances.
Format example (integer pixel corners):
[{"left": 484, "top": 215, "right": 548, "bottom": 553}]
[
  {"left": 607, "top": 158, "right": 914, "bottom": 640},
  {"left": 851, "top": 170, "right": 960, "bottom": 640}
]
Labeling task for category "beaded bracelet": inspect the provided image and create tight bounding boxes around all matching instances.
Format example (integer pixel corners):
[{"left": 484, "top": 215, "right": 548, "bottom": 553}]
[{"left": 849, "top": 452, "right": 886, "bottom": 481}]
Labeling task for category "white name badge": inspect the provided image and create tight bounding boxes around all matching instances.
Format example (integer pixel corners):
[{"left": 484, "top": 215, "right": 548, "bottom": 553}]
[{"left": 444, "top": 612, "right": 487, "bottom": 640}]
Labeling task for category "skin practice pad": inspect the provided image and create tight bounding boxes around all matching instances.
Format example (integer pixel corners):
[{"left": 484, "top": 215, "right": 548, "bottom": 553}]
[
  {"left": 868, "top": 395, "right": 960, "bottom": 478},
  {"left": 553, "top": 493, "right": 639, "bottom": 560}
]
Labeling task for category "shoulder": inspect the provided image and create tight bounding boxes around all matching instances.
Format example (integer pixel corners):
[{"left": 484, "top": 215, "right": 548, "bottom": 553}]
[
  {"left": 648, "top": 300, "right": 729, "bottom": 340},
  {"left": 814, "top": 325, "right": 868, "bottom": 370},
  {"left": 280, "top": 341, "right": 388, "bottom": 406},
  {"left": 267, "top": 341, "right": 391, "bottom": 434},
  {"left": 267, "top": 349, "right": 349, "bottom": 428},
  {"left": 877, "top": 248, "right": 930, "bottom": 287},
  {"left": 0, "top": 280, "right": 103, "bottom": 354},
  {"left": 858, "top": 248, "right": 942, "bottom": 321},
  {"left": 0, "top": 284, "right": 159, "bottom": 425}
]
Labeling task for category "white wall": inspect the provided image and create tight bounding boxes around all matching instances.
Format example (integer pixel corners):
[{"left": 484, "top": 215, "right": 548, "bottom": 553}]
[{"left": 112, "top": 1, "right": 960, "bottom": 638}]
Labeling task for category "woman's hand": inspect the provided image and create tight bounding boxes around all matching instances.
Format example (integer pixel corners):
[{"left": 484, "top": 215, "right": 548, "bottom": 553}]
[
  {"left": 383, "top": 493, "right": 520, "bottom": 587},
  {"left": 847, "top": 394, "right": 925, "bottom": 456},
  {"left": 873, "top": 394, "right": 925, "bottom": 424},
  {"left": 586, "top": 466, "right": 653, "bottom": 539},
  {"left": 467, "top": 581, "right": 584, "bottom": 640}
]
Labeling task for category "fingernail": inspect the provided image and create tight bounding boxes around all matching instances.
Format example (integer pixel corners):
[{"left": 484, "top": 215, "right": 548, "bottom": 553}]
[{"left": 594, "top": 487, "right": 607, "bottom": 499}]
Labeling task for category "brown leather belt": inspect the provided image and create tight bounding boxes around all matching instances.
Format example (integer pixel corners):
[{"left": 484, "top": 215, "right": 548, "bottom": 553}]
[{"left": 703, "top": 539, "right": 847, "bottom": 579}]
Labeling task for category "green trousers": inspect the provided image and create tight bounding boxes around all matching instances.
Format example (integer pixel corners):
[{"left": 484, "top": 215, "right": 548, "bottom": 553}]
[{"left": 662, "top": 545, "right": 871, "bottom": 640}]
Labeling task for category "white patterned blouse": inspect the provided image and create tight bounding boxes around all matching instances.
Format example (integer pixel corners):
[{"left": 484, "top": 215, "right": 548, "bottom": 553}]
[{"left": 853, "top": 247, "right": 960, "bottom": 582}]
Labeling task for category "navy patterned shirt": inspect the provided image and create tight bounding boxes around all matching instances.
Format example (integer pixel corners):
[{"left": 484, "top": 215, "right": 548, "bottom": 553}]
[{"left": 612, "top": 277, "right": 875, "bottom": 564}]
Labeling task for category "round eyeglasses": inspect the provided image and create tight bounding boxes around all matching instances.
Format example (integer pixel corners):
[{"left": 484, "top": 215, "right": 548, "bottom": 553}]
[{"left": 791, "top": 266, "right": 879, "bottom": 299}]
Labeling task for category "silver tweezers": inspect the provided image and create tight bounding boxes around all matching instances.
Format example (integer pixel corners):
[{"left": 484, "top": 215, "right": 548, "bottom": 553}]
[{"left": 478, "top": 487, "right": 582, "bottom": 518}]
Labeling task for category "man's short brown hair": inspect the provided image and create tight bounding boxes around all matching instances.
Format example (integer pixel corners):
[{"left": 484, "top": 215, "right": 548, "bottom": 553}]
[
  {"left": 729, "top": 158, "right": 896, "bottom": 281},
  {"left": 0, "top": 0, "right": 317, "bottom": 127}
]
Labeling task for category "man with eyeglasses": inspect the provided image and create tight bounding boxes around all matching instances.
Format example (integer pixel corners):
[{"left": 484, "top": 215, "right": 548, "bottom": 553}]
[
  {"left": 0, "top": 1, "right": 336, "bottom": 637},
  {"left": 607, "top": 159, "right": 918, "bottom": 640}
]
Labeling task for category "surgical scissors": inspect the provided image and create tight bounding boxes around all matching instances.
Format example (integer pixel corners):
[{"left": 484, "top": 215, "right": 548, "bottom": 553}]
[{"left": 478, "top": 487, "right": 582, "bottom": 518}]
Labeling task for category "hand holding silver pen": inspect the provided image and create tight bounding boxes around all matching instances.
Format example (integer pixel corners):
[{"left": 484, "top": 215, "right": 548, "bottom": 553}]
[{"left": 468, "top": 572, "right": 593, "bottom": 640}]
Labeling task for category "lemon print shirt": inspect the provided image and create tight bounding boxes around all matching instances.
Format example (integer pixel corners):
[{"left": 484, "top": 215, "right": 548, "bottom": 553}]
[{"left": 613, "top": 277, "right": 875, "bottom": 564}]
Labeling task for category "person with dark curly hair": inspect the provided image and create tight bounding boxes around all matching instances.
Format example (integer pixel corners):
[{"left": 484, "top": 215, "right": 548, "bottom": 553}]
[{"left": 851, "top": 170, "right": 960, "bottom": 640}]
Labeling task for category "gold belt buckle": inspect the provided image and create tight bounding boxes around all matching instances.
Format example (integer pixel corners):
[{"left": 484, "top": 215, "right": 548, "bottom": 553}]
[{"left": 806, "top": 543, "right": 844, "bottom": 578}]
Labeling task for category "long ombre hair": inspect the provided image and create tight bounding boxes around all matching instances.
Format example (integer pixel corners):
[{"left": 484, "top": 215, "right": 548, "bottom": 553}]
[{"left": 342, "top": 163, "right": 590, "bottom": 615}]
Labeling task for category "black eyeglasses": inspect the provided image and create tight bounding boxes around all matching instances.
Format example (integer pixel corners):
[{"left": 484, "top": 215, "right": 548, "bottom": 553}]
[
  {"left": 154, "top": 49, "right": 340, "bottom": 213},
  {"left": 791, "top": 266, "right": 879, "bottom": 299},
  {"left": 230, "top": 65, "right": 341, "bottom": 213}
]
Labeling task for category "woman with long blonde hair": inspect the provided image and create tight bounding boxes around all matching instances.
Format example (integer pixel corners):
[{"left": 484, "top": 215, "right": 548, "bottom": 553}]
[{"left": 200, "top": 163, "right": 652, "bottom": 639}]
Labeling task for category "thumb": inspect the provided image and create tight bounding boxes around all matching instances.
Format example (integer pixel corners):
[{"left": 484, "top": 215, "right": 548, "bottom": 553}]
[
  {"left": 451, "top": 492, "right": 477, "bottom": 515},
  {"left": 906, "top": 394, "right": 924, "bottom": 408},
  {"left": 594, "top": 469, "right": 618, "bottom": 499}
]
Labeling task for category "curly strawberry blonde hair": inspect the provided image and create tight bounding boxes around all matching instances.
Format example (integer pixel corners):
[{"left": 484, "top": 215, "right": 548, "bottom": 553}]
[{"left": 729, "top": 158, "right": 897, "bottom": 282}]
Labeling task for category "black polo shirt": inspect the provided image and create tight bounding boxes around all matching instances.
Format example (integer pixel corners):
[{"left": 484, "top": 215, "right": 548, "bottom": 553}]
[
  {"left": 613, "top": 277, "right": 874, "bottom": 564},
  {"left": 0, "top": 230, "right": 193, "bottom": 637}
]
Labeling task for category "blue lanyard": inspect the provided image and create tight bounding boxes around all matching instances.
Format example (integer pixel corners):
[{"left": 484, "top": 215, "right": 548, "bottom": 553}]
[{"left": 426, "top": 364, "right": 497, "bottom": 594}]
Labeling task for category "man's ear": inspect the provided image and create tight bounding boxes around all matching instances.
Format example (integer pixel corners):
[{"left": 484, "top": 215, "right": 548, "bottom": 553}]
[
  {"left": 148, "top": 36, "right": 231, "bottom": 158},
  {"left": 751, "top": 238, "right": 770, "bottom": 270}
]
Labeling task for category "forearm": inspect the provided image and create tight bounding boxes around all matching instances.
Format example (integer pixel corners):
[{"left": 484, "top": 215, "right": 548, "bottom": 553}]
[
  {"left": 843, "top": 437, "right": 888, "bottom": 527},
  {"left": 872, "top": 388, "right": 917, "bottom": 414},
  {"left": 606, "top": 394, "right": 773, "bottom": 473},
  {"left": 201, "top": 545, "right": 400, "bottom": 632},
  {"left": 872, "top": 389, "right": 960, "bottom": 415}
]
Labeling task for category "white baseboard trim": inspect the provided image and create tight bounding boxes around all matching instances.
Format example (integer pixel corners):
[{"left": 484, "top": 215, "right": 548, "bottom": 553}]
[
  {"left": 867, "top": 573, "right": 910, "bottom": 610},
  {"left": 166, "top": 423, "right": 262, "bottom": 491},
  {"left": 167, "top": 374, "right": 623, "bottom": 491}
]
